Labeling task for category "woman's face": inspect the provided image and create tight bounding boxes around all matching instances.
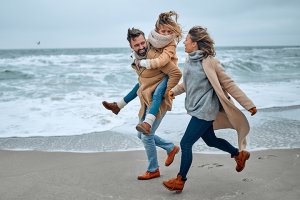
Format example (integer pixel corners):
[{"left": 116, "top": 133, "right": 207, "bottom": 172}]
[{"left": 184, "top": 34, "right": 197, "bottom": 53}]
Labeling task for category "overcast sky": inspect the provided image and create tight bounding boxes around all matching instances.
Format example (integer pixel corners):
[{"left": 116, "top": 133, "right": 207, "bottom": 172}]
[{"left": 1, "top": 0, "right": 300, "bottom": 49}]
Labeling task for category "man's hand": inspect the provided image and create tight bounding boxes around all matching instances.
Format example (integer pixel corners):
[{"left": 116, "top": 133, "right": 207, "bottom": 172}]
[
  {"left": 168, "top": 90, "right": 175, "bottom": 100},
  {"left": 248, "top": 107, "right": 257, "bottom": 116},
  {"left": 134, "top": 59, "right": 140, "bottom": 67}
]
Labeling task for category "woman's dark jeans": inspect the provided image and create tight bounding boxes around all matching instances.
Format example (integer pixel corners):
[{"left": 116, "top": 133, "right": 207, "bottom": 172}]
[{"left": 179, "top": 116, "right": 239, "bottom": 179}]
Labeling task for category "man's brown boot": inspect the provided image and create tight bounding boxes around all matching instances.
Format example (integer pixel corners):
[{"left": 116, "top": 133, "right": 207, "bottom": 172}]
[
  {"left": 136, "top": 122, "right": 151, "bottom": 135},
  {"left": 234, "top": 150, "right": 250, "bottom": 172},
  {"left": 137, "top": 169, "right": 160, "bottom": 180},
  {"left": 102, "top": 101, "right": 120, "bottom": 115},
  {"left": 165, "top": 145, "right": 180, "bottom": 166},
  {"left": 163, "top": 175, "right": 186, "bottom": 193}
]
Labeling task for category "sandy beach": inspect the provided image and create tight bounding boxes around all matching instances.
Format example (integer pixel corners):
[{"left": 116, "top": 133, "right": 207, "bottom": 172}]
[{"left": 0, "top": 149, "right": 299, "bottom": 200}]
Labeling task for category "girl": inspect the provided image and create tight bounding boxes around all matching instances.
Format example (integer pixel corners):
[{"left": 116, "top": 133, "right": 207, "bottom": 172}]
[
  {"left": 162, "top": 26, "right": 257, "bottom": 192},
  {"left": 103, "top": 11, "right": 182, "bottom": 135}
]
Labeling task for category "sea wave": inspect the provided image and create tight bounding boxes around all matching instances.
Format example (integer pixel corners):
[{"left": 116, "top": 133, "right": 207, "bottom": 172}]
[
  {"left": 0, "top": 54, "right": 132, "bottom": 67},
  {"left": 0, "top": 70, "right": 34, "bottom": 80},
  {"left": 254, "top": 105, "right": 300, "bottom": 112},
  {"left": 0, "top": 46, "right": 299, "bottom": 140}
]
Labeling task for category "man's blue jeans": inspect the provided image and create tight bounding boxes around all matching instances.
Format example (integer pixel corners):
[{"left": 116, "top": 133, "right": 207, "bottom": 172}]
[
  {"left": 138, "top": 111, "right": 175, "bottom": 172},
  {"left": 123, "top": 76, "right": 168, "bottom": 117},
  {"left": 179, "top": 116, "right": 239, "bottom": 179}
]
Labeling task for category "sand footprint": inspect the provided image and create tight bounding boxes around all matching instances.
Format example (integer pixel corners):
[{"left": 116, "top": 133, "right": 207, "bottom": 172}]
[
  {"left": 197, "top": 163, "right": 224, "bottom": 169},
  {"left": 198, "top": 164, "right": 209, "bottom": 168},
  {"left": 258, "top": 155, "right": 277, "bottom": 160},
  {"left": 213, "top": 163, "right": 224, "bottom": 167},
  {"left": 242, "top": 177, "right": 254, "bottom": 182}
]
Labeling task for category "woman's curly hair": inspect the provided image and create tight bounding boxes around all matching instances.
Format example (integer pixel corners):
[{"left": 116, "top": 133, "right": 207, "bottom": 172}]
[{"left": 188, "top": 26, "right": 216, "bottom": 58}]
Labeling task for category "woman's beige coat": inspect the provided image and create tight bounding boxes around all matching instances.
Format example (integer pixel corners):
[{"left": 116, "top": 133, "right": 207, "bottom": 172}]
[{"left": 172, "top": 56, "right": 255, "bottom": 150}]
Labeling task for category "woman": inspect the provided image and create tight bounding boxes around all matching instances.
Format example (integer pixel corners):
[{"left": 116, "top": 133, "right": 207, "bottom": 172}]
[{"left": 162, "top": 26, "right": 257, "bottom": 192}]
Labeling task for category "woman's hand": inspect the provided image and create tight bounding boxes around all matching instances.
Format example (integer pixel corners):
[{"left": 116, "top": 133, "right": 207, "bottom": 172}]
[
  {"left": 248, "top": 107, "right": 257, "bottom": 116},
  {"left": 168, "top": 90, "right": 175, "bottom": 100}
]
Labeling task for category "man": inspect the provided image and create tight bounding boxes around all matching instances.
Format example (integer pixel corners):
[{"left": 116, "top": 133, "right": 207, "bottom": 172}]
[{"left": 102, "top": 28, "right": 181, "bottom": 180}]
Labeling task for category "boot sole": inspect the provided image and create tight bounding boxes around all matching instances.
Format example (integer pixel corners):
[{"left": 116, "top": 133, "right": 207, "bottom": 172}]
[
  {"left": 137, "top": 175, "right": 160, "bottom": 180},
  {"left": 162, "top": 182, "right": 182, "bottom": 193}
]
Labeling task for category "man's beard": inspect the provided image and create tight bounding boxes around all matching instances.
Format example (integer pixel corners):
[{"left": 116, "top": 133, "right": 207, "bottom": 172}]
[{"left": 136, "top": 47, "right": 147, "bottom": 57}]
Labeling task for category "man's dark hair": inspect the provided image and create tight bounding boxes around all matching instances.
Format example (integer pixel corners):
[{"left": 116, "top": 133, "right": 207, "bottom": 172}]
[{"left": 127, "top": 28, "right": 145, "bottom": 43}]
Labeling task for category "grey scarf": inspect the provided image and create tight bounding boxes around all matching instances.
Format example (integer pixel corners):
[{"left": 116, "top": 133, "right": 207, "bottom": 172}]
[
  {"left": 147, "top": 29, "right": 176, "bottom": 49},
  {"left": 188, "top": 50, "right": 205, "bottom": 62}
]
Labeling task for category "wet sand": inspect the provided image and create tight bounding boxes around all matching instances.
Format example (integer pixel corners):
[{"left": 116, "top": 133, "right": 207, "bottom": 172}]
[{"left": 0, "top": 148, "right": 299, "bottom": 200}]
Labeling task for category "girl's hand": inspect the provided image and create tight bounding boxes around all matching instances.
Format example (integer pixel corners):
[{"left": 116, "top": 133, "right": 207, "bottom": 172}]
[
  {"left": 139, "top": 59, "right": 148, "bottom": 68},
  {"left": 168, "top": 90, "right": 175, "bottom": 100},
  {"left": 248, "top": 107, "right": 257, "bottom": 116}
]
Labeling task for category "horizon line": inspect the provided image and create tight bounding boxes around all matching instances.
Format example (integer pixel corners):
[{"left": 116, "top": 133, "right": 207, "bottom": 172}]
[{"left": 0, "top": 44, "right": 299, "bottom": 51}]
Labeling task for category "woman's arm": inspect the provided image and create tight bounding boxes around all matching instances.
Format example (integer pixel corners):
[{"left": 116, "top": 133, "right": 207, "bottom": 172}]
[
  {"left": 171, "top": 82, "right": 185, "bottom": 96},
  {"left": 215, "top": 59, "right": 255, "bottom": 110}
]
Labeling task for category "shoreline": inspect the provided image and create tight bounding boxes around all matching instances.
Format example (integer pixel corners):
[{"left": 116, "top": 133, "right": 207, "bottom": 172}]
[
  {"left": 1, "top": 148, "right": 299, "bottom": 200},
  {"left": 1, "top": 104, "right": 300, "bottom": 153},
  {"left": 0, "top": 146, "right": 297, "bottom": 154}
]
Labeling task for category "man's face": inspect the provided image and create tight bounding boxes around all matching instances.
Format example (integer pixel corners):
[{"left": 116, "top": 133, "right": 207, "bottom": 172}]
[{"left": 130, "top": 35, "right": 147, "bottom": 57}]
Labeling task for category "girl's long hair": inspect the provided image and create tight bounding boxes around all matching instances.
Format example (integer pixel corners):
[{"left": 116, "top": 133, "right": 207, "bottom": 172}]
[{"left": 155, "top": 11, "right": 183, "bottom": 43}]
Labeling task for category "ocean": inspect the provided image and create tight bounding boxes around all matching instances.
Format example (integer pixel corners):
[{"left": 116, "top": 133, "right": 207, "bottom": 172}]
[{"left": 0, "top": 46, "right": 300, "bottom": 153}]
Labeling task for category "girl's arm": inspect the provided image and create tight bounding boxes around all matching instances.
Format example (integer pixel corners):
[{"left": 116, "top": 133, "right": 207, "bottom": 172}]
[{"left": 140, "top": 41, "right": 176, "bottom": 69}]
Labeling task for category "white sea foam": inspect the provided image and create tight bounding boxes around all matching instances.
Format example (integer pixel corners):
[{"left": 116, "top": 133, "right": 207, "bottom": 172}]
[
  {"left": 0, "top": 92, "right": 124, "bottom": 137},
  {"left": 236, "top": 80, "right": 300, "bottom": 109}
]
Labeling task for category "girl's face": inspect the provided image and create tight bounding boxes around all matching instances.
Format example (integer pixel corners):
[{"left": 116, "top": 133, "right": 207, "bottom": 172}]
[
  {"left": 157, "top": 25, "right": 173, "bottom": 36},
  {"left": 184, "top": 34, "right": 198, "bottom": 53}
]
